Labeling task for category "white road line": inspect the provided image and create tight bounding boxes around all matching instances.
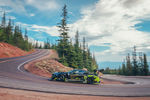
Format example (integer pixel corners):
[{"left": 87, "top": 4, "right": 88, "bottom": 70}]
[{"left": 17, "top": 50, "right": 49, "bottom": 73}]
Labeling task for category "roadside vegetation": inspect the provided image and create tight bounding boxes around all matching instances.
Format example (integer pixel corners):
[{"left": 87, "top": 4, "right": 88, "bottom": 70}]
[
  {"left": 103, "top": 46, "right": 149, "bottom": 76},
  {"left": 0, "top": 5, "right": 98, "bottom": 72},
  {"left": 53, "top": 5, "right": 98, "bottom": 72},
  {"left": 35, "top": 5, "right": 99, "bottom": 72},
  {"left": 2, "top": 5, "right": 148, "bottom": 75},
  {"left": 0, "top": 12, "right": 33, "bottom": 51}
]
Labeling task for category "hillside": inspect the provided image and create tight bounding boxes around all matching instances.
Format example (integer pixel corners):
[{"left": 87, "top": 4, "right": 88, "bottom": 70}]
[
  {"left": 24, "top": 50, "right": 73, "bottom": 77},
  {"left": 0, "top": 42, "right": 34, "bottom": 58}
]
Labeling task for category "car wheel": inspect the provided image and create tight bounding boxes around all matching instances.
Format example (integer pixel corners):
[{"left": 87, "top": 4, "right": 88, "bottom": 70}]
[
  {"left": 87, "top": 77, "right": 94, "bottom": 84},
  {"left": 49, "top": 76, "right": 55, "bottom": 81},
  {"left": 82, "top": 76, "right": 87, "bottom": 84},
  {"left": 64, "top": 77, "right": 68, "bottom": 82},
  {"left": 60, "top": 75, "right": 67, "bottom": 82}
]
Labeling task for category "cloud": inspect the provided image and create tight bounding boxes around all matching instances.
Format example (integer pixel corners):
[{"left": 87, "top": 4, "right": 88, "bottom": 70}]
[
  {"left": 0, "top": 0, "right": 59, "bottom": 15},
  {"left": 69, "top": 0, "right": 150, "bottom": 62},
  {"left": 9, "top": 16, "right": 16, "bottom": 19},
  {"left": 28, "top": 37, "right": 44, "bottom": 47},
  {"left": 29, "top": 13, "right": 35, "bottom": 17},
  {"left": 15, "top": 22, "right": 59, "bottom": 37},
  {"left": 31, "top": 25, "right": 59, "bottom": 36},
  {"left": 0, "top": 0, "right": 26, "bottom": 13},
  {"left": 26, "top": 0, "right": 59, "bottom": 11}
]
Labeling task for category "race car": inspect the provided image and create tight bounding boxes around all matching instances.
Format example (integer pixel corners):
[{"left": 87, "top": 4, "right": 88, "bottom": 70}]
[{"left": 50, "top": 69, "right": 101, "bottom": 84}]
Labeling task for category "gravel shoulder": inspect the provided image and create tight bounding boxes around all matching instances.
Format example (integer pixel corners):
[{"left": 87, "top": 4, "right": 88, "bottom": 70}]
[{"left": 0, "top": 88, "right": 150, "bottom": 100}]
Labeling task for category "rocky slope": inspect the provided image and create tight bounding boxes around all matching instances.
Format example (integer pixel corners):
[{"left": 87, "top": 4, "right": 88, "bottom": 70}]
[
  {"left": 24, "top": 50, "right": 73, "bottom": 77},
  {"left": 0, "top": 42, "right": 34, "bottom": 58}
]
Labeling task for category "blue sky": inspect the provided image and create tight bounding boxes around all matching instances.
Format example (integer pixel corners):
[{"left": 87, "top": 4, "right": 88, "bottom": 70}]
[{"left": 1, "top": 0, "right": 150, "bottom": 69}]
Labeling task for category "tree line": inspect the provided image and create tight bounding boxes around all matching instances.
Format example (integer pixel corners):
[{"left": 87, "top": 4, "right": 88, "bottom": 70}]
[
  {"left": 0, "top": 12, "right": 32, "bottom": 51},
  {"left": 34, "top": 38, "right": 51, "bottom": 49},
  {"left": 52, "top": 5, "right": 98, "bottom": 71},
  {"left": 103, "top": 46, "right": 149, "bottom": 76},
  {"left": 0, "top": 6, "right": 98, "bottom": 72}
]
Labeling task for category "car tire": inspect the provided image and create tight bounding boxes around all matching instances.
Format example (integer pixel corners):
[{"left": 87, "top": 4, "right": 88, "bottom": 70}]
[
  {"left": 64, "top": 77, "right": 68, "bottom": 82},
  {"left": 87, "top": 77, "right": 94, "bottom": 84},
  {"left": 82, "top": 76, "right": 87, "bottom": 84}
]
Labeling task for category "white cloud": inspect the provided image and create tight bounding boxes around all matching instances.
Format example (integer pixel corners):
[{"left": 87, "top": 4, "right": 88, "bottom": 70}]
[
  {"left": 9, "top": 16, "right": 16, "bottom": 19},
  {"left": 28, "top": 37, "right": 45, "bottom": 47},
  {"left": 31, "top": 25, "right": 59, "bottom": 36},
  {"left": 15, "top": 22, "right": 59, "bottom": 37},
  {"left": 69, "top": 0, "right": 150, "bottom": 62},
  {"left": 0, "top": 0, "right": 26, "bottom": 13},
  {"left": 0, "top": 0, "right": 59, "bottom": 15},
  {"left": 29, "top": 13, "right": 35, "bottom": 17},
  {"left": 26, "top": 0, "right": 59, "bottom": 11}
]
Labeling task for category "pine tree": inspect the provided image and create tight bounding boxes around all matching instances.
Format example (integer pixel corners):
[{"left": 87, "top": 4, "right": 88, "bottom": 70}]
[
  {"left": 57, "top": 4, "right": 70, "bottom": 66},
  {"left": 44, "top": 38, "right": 51, "bottom": 49},
  {"left": 24, "top": 28, "right": 28, "bottom": 41},
  {"left": 23, "top": 28, "right": 31, "bottom": 51},
  {"left": 91, "top": 52, "right": 98, "bottom": 71},
  {"left": 1, "top": 12, "right": 6, "bottom": 28},
  {"left": 35, "top": 41, "right": 39, "bottom": 48},
  {"left": 74, "top": 31, "right": 83, "bottom": 69},
  {"left": 86, "top": 46, "right": 92, "bottom": 71},
  {"left": 6, "top": 18, "right": 13, "bottom": 44},
  {"left": 82, "top": 37, "right": 87, "bottom": 68},
  {"left": 75, "top": 30, "right": 79, "bottom": 48},
  {"left": 138, "top": 52, "right": 144, "bottom": 75},
  {"left": 105, "top": 67, "right": 110, "bottom": 74},
  {"left": 143, "top": 53, "right": 149, "bottom": 76},
  {"left": 46, "top": 38, "right": 51, "bottom": 49},
  {"left": 132, "top": 46, "right": 138, "bottom": 75},
  {"left": 67, "top": 40, "right": 77, "bottom": 68},
  {"left": 39, "top": 44, "right": 42, "bottom": 49},
  {"left": 118, "top": 66, "right": 122, "bottom": 75},
  {"left": 0, "top": 27, "right": 6, "bottom": 42},
  {"left": 126, "top": 53, "right": 132, "bottom": 75},
  {"left": 13, "top": 26, "right": 23, "bottom": 46},
  {"left": 0, "top": 12, "right": 7, "bottom": 42},
  {"left": 51, "top": 43, "right": 57, "bottom": 50},
  {"left": 122, "top": 63, "right": 126, "bottom": 75}
]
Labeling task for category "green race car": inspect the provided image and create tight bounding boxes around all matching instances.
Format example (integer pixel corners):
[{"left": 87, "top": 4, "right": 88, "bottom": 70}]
[{"left": 50, "top": 69, "right": 101, "bottom": 84}]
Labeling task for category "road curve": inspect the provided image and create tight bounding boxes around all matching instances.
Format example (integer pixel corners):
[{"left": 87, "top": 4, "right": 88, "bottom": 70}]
[{"left": 0, "top": 49, "right": 150, "bottom": 97}]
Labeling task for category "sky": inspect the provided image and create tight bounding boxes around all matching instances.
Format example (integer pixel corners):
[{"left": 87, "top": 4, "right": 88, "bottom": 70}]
[{"left": 0, "top": 0, "right": 150, "bottom": 69}]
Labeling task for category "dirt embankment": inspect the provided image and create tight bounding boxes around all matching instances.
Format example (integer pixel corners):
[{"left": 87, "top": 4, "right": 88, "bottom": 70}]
[
  {"left": 24, "top": 50, "right": 73, "bottom": 77},
  {"left": 0, "top": 88, "right": 150, "bottom": 100},
  {"left": 0, "top": 42, "right": 34, "bottom": 58}
]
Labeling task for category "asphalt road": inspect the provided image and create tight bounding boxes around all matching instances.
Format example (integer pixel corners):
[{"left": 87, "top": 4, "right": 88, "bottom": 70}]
[{"left": 0, "top": 49, "right": 150, "bottom": 97}]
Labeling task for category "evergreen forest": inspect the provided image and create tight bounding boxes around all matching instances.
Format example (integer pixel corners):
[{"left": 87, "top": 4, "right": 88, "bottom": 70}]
[
  {"left": 103, "top": 46, "right": 149, "bottom": 76},
  {"left": 0, "top": 12, "right": 32, "bottom": 51}
]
